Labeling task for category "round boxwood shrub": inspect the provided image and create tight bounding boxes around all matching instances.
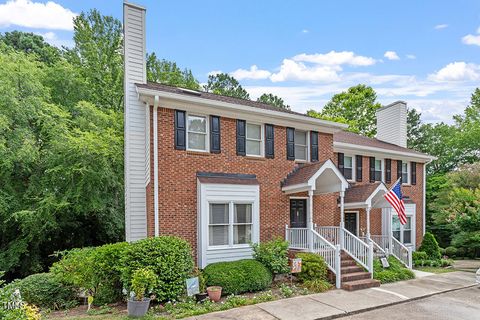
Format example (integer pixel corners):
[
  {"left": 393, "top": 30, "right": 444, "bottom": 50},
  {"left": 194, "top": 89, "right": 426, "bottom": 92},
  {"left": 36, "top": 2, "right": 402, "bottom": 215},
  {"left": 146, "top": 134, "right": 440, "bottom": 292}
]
[
  {"left": 121, "top": 236, "right": 194, "bottom": 302},
  {"left": 203, "top": 259, "right": 272, "bottom": 295},
  {"left": 9, "top": 273, "right": 77, "bottom": 310},
  {"left": 445, "top": 246, "right": 457, "bottom": 258},
  {"left": 295, "top": 252, "right": 328, "bottom": 282},
  {"left": 418, "top": 232, "right": 441, "bottom": 260}
]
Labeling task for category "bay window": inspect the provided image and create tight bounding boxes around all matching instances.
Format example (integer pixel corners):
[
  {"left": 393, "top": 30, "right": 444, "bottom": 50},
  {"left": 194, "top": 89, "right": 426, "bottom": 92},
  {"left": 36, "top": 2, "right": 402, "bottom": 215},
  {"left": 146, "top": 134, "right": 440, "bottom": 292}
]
[
  {"left": 246, "top": 123, "right": 263, "bottom": 156},
  {"left": 187, "top": 114, "right": 208, "bottom": 151},
  {"left": 208, "top": 202, "right": 253, "bottom": 247},
  {"left": 294, "top": 130, "right": 308, "bottom": 161}
]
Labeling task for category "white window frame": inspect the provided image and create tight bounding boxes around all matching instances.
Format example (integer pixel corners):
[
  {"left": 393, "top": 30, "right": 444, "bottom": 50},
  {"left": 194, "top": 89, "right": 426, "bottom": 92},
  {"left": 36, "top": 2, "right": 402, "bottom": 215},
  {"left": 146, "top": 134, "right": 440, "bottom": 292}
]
[
  {"left": 391, "top": 204, "right": 416, "bottom": 246},
  {"left": 401, "top": 161, "right": 410, "bottom": 185},
  {"left": 294, "top": 130, "right": 309, "bottom": 162},
  {"left": 245, "top": 122, "right": 264, "bottom": 157},
  {"left": 186, "top": 113, "right": 209, "bottom": 152},
  {"left": 374, "top": 158, "right": 384, "bottom": 182},
  {"left": 343, "top": 154, "right": 355, "bottom": 181},
  {"left": 207, "top": 202, "right": 230, "bottom": 247}
]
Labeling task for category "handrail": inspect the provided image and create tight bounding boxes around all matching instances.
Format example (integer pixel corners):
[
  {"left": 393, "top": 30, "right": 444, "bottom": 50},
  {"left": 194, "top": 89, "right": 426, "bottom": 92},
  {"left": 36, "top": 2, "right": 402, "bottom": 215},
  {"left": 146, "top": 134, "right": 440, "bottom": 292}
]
[
  {"left": 285, "top": 226, "right": 309, "bottom": 250},
  {"left": 370, "top": 235, "right": 390, "bottom": 253},
  {"left": 391, "top": 236, "right": 412, "bottom": 269},
  {"left": 315, "top": 226, "right": 340, "bottom": 245},
  {"left": 311, "top": 229, "right": 341, "bottom": 289},
  {"left": 342, "top": 227, "right": 372, "bottom": 272},
  {"left": 362, "top": 236, "right": 387, "bottom": 256}
]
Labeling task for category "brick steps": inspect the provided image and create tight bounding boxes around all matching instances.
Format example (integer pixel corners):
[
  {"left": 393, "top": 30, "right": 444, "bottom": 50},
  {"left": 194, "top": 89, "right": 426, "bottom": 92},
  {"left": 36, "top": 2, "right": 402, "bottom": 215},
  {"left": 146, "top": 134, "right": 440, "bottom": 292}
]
[{"left": 340, "top": 251, "right": 380, "bottom": 291}]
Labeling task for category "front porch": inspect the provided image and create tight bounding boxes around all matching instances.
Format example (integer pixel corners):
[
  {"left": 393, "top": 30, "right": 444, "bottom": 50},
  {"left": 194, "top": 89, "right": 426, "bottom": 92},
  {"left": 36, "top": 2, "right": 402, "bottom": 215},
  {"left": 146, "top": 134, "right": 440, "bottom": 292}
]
[{"left": 282, "top": 161, "right": 412, "bottom": 289}]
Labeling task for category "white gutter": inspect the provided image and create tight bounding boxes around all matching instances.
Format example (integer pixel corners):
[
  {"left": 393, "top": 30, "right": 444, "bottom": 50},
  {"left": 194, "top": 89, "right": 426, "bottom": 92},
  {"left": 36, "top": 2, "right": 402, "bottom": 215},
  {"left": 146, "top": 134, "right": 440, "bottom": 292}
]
[
  {"left": 153, "top": 96, "right": 159, "bottom": 237},
  {"left": 136, "top": 86, "right": 348, "bottom": 133},
  {"left": 423, "top": 159, "right": 433, "bottom": 236}
]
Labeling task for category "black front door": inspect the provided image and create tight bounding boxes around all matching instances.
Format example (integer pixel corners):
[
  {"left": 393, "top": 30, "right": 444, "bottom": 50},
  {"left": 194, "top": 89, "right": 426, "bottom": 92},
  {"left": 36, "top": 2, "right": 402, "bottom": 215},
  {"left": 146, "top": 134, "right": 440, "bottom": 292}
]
[
  {"left": 290, "top": 199, "right": 307, "bottom": 228},
  {"left": 345, "top": 212, "right": 357, "bottom": 236}
]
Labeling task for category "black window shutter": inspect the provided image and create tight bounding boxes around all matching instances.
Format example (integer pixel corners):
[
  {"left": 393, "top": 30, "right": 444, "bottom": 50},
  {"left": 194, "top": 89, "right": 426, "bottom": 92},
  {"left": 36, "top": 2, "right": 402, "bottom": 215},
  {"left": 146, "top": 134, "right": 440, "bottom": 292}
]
[
  {"left": 310, "top": 131, "right": 319, "bottom": 162},
  {"left": 397, "top": 160, "right": 403, "bottom": 182},
  {"left": 356, "top": 155, "right": 363, "bottom": 182},
  {"left": 236, "top": 120, "right": 246, "bottom": 156},
  {"left": 286, "top": 127, "right": 295, "bottom": 160},
  {"left": 385, "top": 159, "right": 392, "bottom": 183},
  {"left": 338, "top": 153, "right": 345, "bottom": 175},
  {"left": 210, "top": 115, "right": 221, "bottom": 153},
  {"left": 174, "top": 110, "right": 186, "bottom": 150},
  {"left": 411, "top": 162, "right": 417, "bottom": 185},
  {"left": 369, "top": 157, "right": 375, "bottom": 182},
  {"left": 265, "top": 124, "right": 275, "bottom": 159}
]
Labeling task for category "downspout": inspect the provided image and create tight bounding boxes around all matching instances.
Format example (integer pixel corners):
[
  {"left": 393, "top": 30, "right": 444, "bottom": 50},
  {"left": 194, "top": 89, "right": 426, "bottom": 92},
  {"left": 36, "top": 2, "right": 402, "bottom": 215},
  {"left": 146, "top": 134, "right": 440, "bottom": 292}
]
[
  {"left": 153, "top": 96, "right": 159, "bottom": 237},
  {"left": 422, "top": 159, "right": 432, "bottom": 236}
]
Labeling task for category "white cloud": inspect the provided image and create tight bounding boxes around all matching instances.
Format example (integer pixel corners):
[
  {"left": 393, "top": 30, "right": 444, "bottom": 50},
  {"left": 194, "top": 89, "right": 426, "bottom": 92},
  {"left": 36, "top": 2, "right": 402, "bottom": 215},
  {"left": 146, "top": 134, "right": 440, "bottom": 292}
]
[
  {"left": 384, "top": 51, "right": 400, "bottom": 60},
  {"left": 428, "top": 61, "right": 480, "bottom": 82},
  {"left": 0, "top": 0, "right": 77, "bottom": 30},
  {"left": 406, "top": 54, "right": 416, "bottom": 60},
  {"left": 34, "top": 31, "right": 74, "bottom": 48},
  {"left": 462, "top": 26, "right": 480, "bottom": 46},
  {"left": 293, "top": 51, "right": 376, "bottom": 66},
  {"left": 301, "top": 29, "right": 309, "bottom": 34},
  {"left": 230, "top": 65, "right": 271, "bottom": 80},
  {"left": 434, "top": 24, "right": 448, "bottom": 30},
  {"left": 207, "top": 70, "right": 222, "bottom": 76},
  {"left": 270, "top": 59, "right": 341, "bottom": 82}
]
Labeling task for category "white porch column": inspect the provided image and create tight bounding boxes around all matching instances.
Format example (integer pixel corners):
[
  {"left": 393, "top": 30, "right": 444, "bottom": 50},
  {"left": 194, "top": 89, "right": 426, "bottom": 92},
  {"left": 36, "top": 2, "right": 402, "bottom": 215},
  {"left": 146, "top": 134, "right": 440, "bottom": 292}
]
[
  {"left": 388, "top": 207, "right": 393, "bottom": 255},
  {"left": 339, "top": 191, "right": 345, "bottom": 250},
  {"left": 366, "top": 205, "right": 371, "bottom": 240},
  {"left": 308, "top": 190, "right": 314, "bottom": 252}
]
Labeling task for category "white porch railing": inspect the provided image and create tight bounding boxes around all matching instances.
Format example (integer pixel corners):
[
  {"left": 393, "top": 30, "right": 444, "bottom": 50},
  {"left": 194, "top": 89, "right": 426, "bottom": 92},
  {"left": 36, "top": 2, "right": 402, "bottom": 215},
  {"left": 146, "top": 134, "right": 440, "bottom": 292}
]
[
  {"left": 286, "top": 226, "right": 341, "bottom": 288},
  {"left": 391, "top": 236, "right": 413, "bottom": 269},
  {"left": 315, "top": 226, "right": 340, "bottom": 245},
  {"left": 370, "top": 235, "right": 390, "bottom": 253},
  {"left": 342, "top": 228, "right": 373, "bottom": 273}
]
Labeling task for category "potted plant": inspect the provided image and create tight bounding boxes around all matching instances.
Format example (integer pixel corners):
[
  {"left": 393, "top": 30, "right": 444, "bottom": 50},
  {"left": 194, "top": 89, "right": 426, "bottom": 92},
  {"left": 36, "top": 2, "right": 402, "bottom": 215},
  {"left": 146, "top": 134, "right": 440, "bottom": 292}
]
[
  {"left": 206, "top": 286, "right": 222, "bottom": 302},
  {"left": 127, "top": 268, "right": 158, "bottom": 317},
  {"left": 194, "top": 268, "right": 207, "bottom": 302}
]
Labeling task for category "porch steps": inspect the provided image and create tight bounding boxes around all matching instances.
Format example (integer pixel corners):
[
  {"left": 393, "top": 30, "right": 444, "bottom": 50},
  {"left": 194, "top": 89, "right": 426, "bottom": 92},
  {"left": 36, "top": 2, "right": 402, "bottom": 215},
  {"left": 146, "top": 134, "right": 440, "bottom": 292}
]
[{"left": 340, "top": 252, "right": 380, "bottom": 291}]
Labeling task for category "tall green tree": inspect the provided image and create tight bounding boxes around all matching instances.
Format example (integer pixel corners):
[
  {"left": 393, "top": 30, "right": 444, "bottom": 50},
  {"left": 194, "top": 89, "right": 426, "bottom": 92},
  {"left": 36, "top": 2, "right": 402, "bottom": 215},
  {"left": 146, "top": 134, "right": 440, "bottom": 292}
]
[
  {"left": 66, "top": 9, "right": 123, "bottom": 111},
  {"left": 0, "top": 31, "right": 61, "bottom": 64},
  {"left": 407, "top": 108, "right": 422, "bottom": 150},
  {"left": 257, "top": 93, "right": 290, "bottom": 110},
  {"left": 204, "top": 73, "right": 250, "bottom": 99},
  {"left": 319, "top": 84, "right": 382, "bottom": 137},
  {"left": 146, "top": 53, "right": 200, "bottom": 90}
]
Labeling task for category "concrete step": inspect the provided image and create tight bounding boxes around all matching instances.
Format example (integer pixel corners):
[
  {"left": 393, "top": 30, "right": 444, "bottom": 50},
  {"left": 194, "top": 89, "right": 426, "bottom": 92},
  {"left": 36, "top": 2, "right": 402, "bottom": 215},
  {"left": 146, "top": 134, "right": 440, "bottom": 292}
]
[
  {"left": 342, "top": 278, "right": 381, "bottom": 291},
  {"left": 341, "top": 259, "right": 356, "bottom": 267},
  {"left": 341, "top": 271, "right": 372, "bottom": 282},
  {"left": 341, "top": 265, "right": 364, "bottom": 274}
]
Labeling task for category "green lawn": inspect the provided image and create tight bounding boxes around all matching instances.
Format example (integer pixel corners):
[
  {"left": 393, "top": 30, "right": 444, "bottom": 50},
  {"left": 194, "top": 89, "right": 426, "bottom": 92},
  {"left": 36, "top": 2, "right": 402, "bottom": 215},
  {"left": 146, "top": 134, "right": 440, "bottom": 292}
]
[{"left": 415, "top": 266, "right": 456, "bottom": 274}]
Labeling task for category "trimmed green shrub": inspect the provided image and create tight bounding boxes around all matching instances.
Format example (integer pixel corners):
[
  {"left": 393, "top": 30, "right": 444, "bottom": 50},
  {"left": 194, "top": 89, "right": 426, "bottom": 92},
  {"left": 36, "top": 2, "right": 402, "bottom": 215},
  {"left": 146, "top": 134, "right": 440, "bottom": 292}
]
[
  {"left": 251, "top": 238, "right": 290, "bottom": 275},
  {"left": 418, "top": 232, "right": 441, "bottom": 260},
  {"left": 295, "top": 252, "right": 328, "bottom": 282},
  {"left": 373, "top": 256, "right": 415, "bottom": 284},
  {"left": 51, "top": 242, "right": 128, "bottom": 305},
  {"left": 8, "top": 273, "right": 77, "bottom": 310},
  {"left": 203, "top": 259, "right": 272, "bottom": 295},
  {"left": 445, "top": 246, "right": 457, "bottom": 258},
  {"left": 456, "top": 247, "right": 466, "bottom": 258},
  {"left": 120, "top": 236, "right": 194, "bottom": 302},
  {"left": 412, "top": 251, "right": 428, "bottom": 266}
]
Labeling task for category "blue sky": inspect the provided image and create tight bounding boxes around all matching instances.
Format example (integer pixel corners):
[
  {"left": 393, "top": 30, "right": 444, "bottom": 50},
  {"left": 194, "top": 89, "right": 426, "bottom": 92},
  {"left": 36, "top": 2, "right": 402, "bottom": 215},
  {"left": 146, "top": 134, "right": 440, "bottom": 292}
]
[{"left": 1, "top": 0, "right": 480, "bottom": 123}]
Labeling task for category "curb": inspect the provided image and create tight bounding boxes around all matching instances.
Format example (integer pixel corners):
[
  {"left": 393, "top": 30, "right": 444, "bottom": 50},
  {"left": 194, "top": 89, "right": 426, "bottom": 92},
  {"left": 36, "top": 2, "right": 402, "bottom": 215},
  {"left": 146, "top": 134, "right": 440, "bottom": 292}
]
[{"left": 314, "top": 283, "right": 479, "bottom": 320}]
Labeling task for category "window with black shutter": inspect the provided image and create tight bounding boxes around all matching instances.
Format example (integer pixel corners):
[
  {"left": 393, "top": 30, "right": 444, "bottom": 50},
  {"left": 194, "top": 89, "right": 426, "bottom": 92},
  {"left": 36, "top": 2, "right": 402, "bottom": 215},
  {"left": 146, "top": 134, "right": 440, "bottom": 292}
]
[
  {"left": 210, "top": 115, "right": 221, "bottom": 153},
  {"left": 174, "top": 110, "right": 186, "bottom": 150},
  {"left": 236, "top": 120, "right": 246, "bottom": 156},
  {"left": 369, "top": 157, "right": 375, "bottom": 182},
  {"left": 356, "top": 155, "right": 363, "bottom": 182},
  {"left": 338, "top": 153, "right": 345, "bottom": 175},
  {"left": 265, "top": 124, "right": 274, "bottom": 158},
  {"left": 397, "top": 160, "right": 403, "bottom": 182},
  {"left": 385, "top": 159, "right": 392, "bottom": 183},
  {"left": 310, "top": 131, "right": 318, "bottom": 162},
  {"left": 411, "top": 162, "right": 417, "bottom": 185},
  {"left": 286, "top": 127, "right": 295, "bottom": 160}
]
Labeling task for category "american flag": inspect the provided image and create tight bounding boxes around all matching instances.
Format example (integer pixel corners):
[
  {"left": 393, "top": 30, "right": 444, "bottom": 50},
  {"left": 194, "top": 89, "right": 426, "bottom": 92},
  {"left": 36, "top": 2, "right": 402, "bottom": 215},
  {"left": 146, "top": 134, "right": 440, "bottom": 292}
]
[{"left": 384, "top": 179, "right": 407, "bottom": 225}]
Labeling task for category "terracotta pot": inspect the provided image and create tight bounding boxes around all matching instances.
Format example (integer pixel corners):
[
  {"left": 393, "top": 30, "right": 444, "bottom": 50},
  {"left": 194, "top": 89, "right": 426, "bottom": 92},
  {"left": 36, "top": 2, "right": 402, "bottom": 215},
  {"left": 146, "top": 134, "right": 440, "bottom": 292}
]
[{"left": 206, "top": 286, "right": 222, "bottom": 302}]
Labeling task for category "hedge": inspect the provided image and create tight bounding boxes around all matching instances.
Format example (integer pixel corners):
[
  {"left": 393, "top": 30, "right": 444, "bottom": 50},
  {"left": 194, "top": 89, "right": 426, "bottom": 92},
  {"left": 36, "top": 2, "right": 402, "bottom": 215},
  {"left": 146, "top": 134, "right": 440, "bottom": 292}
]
[
  {"left": 418, "top": 232, "right": 442, "bottom": 260},
  {"left": 120, "top": 236, "right": 194, "bottom": 302},
  {"left": 203, "top": 259, "right": 272, "bottom": 295}
]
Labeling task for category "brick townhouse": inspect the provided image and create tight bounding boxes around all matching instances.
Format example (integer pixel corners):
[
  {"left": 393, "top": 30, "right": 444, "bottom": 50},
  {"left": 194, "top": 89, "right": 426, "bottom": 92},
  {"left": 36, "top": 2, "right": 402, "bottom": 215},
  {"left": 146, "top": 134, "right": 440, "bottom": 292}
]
[{"left": 123, "top": 2, "right": 435, "bottom": 290}]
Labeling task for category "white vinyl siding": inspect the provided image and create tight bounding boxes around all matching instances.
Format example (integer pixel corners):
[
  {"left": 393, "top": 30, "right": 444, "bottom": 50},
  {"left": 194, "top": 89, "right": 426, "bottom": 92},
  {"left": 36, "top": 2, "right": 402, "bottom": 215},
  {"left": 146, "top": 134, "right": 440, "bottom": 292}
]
[
  {"left": 246, "top": 123, "right": 263, "bottom": 157},
  {"left": 376, "top": 102, "right": 407, "bottom": 148},
  {"left": 295, "top": 130, "right": 308, "bottom": 161},
  {"left": 187, "top": 114, "right": 208, "bottom": 151}
]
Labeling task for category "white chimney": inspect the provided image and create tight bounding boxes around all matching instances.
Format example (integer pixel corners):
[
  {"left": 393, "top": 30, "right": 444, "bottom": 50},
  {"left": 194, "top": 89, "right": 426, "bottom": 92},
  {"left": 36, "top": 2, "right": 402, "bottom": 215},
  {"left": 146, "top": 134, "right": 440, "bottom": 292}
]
[
  {"left": 376, "top": 101, "right": 407, "bottom": 147},
  {"left": 124, "top": 1, "right": 148, "bottom": 241}
]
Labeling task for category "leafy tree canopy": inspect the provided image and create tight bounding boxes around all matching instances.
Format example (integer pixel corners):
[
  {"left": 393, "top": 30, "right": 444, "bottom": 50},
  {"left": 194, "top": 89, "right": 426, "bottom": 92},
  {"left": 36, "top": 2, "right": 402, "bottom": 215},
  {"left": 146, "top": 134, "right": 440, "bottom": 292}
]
[
  {"left": 257, "top": 93, "right": 290, "bottom": 110},
  {"left": 146, "top": 53, "right": 200, "bottom": 90},
  {"left": 0, "top": 30, "right": 61, "bottom": 64},
  {"left": 204, "top": 73, "right": 250, "bottom": 100}
]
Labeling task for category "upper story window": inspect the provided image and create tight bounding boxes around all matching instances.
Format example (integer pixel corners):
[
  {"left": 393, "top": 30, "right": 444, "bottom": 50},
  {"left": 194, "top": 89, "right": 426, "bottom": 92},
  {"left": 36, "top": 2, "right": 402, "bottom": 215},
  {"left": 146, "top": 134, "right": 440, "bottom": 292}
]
[
  {"left": 294, "top": 130, "right": 308, "bottom": 161},
  {"left": 187, "top": 114, "right": 208, "bottom": 151},
  {"left": 344, "top": 155, "right": 354, "bottom": 180},
  {"left": 374, "top": 159, "right": 383, "bottom": 181},
  {"left": 402, "top": 162, "right": 409, "bottom": 184},
  {"left": 246, "top": 123, "right": 263, "bottom": 157}
]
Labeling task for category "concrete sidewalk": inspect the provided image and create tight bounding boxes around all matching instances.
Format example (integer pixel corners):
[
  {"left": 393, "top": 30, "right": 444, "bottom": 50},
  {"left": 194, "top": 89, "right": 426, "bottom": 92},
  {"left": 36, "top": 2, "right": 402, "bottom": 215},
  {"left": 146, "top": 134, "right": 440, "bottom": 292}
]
[{"left": 187, "top": 271, "right": 478, "bottom": 320}]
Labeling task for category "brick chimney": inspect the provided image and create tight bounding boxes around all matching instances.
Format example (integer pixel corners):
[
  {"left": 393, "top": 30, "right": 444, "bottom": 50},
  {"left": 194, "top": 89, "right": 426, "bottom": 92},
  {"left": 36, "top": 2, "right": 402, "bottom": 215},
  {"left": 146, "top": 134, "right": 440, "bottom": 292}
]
[{"left": 375, "top": 101, "right": 407, "bottom": 147}]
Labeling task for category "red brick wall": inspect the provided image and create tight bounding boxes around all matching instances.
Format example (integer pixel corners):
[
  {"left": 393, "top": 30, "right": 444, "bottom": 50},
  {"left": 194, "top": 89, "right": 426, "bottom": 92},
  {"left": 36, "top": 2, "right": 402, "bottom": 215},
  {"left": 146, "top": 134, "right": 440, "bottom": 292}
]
[
  {"left": 334, "top": 153, "right": 425, "bottom": 247},
  {"left": 147, "top": 107, "right": 336, "bottom": 260}
]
